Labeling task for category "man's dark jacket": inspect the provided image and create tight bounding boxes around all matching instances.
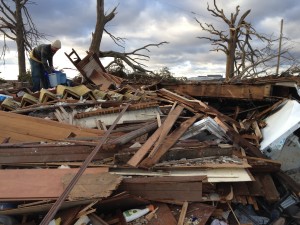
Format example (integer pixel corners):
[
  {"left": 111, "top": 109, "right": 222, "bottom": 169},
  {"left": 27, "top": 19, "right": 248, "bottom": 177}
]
[{"left": 32, "top": 44, "right": 55, "bottom": 73}]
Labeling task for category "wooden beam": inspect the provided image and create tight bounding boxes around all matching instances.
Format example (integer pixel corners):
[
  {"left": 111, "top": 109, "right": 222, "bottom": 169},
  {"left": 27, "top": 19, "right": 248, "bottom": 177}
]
[
  {"left": 127, "top": 123, "right": 163, "bottom": 167},
  {"left": 160, "top": 83, "right": 272, "bottom": 100},
  {"left": 0, "top": 111, "right": 104, "bottom": 143},
  {"left": 0, "top": 168, "right": 108, "bottom": 200},
  {"left": 177, "top": 201, "right": 188, "bottom": 225},
  {"left": 258, "top": 174, "right": 280, "bottom": 203},
  {"left": 139, "top": 114, "right": 201, "bottom": 168},
  {"left": 119, "top": 179, "right": 202, "bottom": 201},
  {"left": 148, "top": 105, "right": 184, "bottom": 157}
]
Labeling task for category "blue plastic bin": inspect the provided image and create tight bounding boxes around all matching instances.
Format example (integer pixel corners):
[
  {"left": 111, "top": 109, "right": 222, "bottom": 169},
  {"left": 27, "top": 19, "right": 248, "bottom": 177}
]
[
  {"left": 0, "top": 94, "right": 13, "bottom": 101},
  {"left": 48, "top": 71, "right": 67, "bottom": 87},
  {"left": 58, "top": 72, "right": 67, "bottom": 84}
]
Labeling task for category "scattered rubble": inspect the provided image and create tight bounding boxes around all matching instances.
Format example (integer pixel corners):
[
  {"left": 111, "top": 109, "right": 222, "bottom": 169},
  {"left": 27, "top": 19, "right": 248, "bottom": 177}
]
[{"left": 0, "top": 49, "right": 299, "bottom": 225}]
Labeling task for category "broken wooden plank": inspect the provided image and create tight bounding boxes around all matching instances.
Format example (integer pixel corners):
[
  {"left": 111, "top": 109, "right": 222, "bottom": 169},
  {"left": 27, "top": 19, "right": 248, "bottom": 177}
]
[
  {"left": 184, "top": 203, "right": 215, "bottom": 225},
  {"left": 107, "top": 120, "right": 160, "bottom": 148},
  {"left": 0, "top": 144, "right": 114, "bottom": 164},
  {"left": 127, "top": 122, "right": 164, "bottom": 167},
  {"left": 139, "top": 114, "right": 201, "bottom": 168},
  {"left": 62, "top": 173, "right": 122, "bottom": 200},
  {"left": 56, "top": 206, "right": 82, "bottom": 225},
  {"left": 258, "top": 174, "right": 280, "bottom": 203},
  {"left": 148, "top": 105, "right": 184, "bottom": 157},
  {"left": 158, "top": 88, "right": 240, "bottom": 127},
  {"left": 0, "top": 199, "right": 98, "bottom": 216},
  {"left": 0, "top": 168, "right": 108, "bottom": 200},
  {"left": 177, "top": 201, "right": 188, "bottom": 225},
  {"left": 160, "top": 146, "right": 234, "bottom": 161},
  {"left": 121, "top": 176, "right": 207, "bottom": 184},
  {"left": 0, "top": 111, "right": 104, "bottom": 143},
  {"left": 276, "top": 170, "right": 300, "bottom": 197},
  {"left": 40, "top": 102, "right": 131, "bottom": 225},
  {"left": 119, "top": 180, "right": 202, "bottom": 201},
  {"left": 147, "top": 203, "right": 177, "bottom": 225},
  {"left": 252, "top": 121, "right": 262, "bottom": 140},
  {"left": 247, "top": 175, "right": 265, "bottom": 197},
  {"left": 160, "top": 83, "right": 272, "bottom": 100}
]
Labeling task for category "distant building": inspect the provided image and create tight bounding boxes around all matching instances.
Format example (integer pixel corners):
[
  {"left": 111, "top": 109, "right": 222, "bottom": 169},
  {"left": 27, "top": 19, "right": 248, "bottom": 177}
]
[{"left": 188, "top": 74, "right": 224, "bottom": 81}]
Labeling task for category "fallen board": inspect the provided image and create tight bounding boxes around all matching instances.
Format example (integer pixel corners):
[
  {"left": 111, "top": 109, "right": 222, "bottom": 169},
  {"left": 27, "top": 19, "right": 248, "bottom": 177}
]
[
  {"left": 0, "top": 111, "right": 104, "bottom": 143},
  {"left": 0, "top": 168, "right": 109, "bottom": 200}
]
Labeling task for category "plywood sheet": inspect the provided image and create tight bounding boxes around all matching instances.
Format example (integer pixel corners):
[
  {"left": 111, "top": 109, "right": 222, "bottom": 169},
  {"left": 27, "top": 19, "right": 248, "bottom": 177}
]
[
  {"left": 62, "top": 172, "right": 122, "bottom": 200},
  {"left": 0, "top": 168, "right": 108, "bottom": 200}
]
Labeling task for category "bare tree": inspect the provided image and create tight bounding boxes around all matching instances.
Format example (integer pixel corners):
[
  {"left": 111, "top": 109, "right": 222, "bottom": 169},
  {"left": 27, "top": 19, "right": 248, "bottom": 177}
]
[
  {"left": 196, "top": 0, "right": 273, "bottom": 80},
  {"left": 0, "top": 0, "right": 44, "bottom": 77},
  {"left": 89, "top": 0, "right": 168, "bottom": 75}
]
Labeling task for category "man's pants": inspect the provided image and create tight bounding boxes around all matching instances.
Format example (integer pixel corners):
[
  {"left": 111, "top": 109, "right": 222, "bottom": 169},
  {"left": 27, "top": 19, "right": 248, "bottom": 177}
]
[{"left": 30, "top": 59, "right": 49, "bottom": 92}]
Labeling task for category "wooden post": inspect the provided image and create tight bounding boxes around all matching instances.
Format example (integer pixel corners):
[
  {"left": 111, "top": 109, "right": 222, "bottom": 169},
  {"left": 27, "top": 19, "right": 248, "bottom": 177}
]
[{"left": 276, "top": 19, "right": 283, "bottom": 75}]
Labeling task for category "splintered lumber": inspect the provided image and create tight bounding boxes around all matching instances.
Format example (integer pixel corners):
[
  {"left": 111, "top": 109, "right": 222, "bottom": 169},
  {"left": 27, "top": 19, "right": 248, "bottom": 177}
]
[
  {"left": 127, "top": 122, "right": 164, "bottom": 167},
  {"left": 107, "top": 120, "right": 160, "bottom": 148},
  {"left": 160, "top": 146, "right": 234, "bottom": 161},
  {"left": 247, "top": 175, "right": 265, "bottom": 196},
  {"left": 96, "top": 192, "right": 150, "bottom": 213},
  {"left": 149, "top": 105, "right": 184, "bottom": 157},
  {"left": 276, "top": 170, "right": 300, "bottom": 196},
  {"left": 115, "top": 146, "right": 234, "bottom": 166},
  {"left": 183, "top": 203, "right": 215, "bottom": 225},
  {"left": 0, "top": 168, "right": 108, "bottom": 200},
  {"left": 62, "top": 173, "right": 122, "bottom": 200},
  {"left": 0, "top": 111, "right": 104, "bottom": 143},
  {"left": 246, "top": 156, "right": 281, "bottom": 172},
  {"left": 0, "top": 199, "right": 98, "bottom": 216},
  {"left": 147, "top": 203, "right": 177, "bottom": 225},
  {"left": 257, "top": 174, "right": 280, "bottom": 203},
  {"left": 214, "top": 117, "right": 264, "bottom": 158},
  {"left": 127, "top": 105, "right": 183, "bottom": 167},
  {"left": 158, "top": 88, "right": 240, "bottom": 127},
  {"left": 118, "top": 176, "right": 204, "bottom": 201},
  {"left": 255, "top": 99, "right": 285, "bottom": 120},
  {"left": 251, "top": 121, "right": 262, "bottom": 140},
  {"left": 40, "top": 102, "right": 130, "bottom": 225},
  {"left": 177, "top": 201, "right": 188, "bottom": 225},
  {"left": 0, "top": 143, "right": 114, "bottom": 164},
  {"left": 161, "top": 83, "right": 272, "bottom": 100},
  {"left": 139, "top": 114, "right": 200, "bottom": 168},
  {"left": 74, "top": 101, "right": 158, "bottom": 119},
  {"left": 56, "top": 206, "right": 82, "bottom": 225}
]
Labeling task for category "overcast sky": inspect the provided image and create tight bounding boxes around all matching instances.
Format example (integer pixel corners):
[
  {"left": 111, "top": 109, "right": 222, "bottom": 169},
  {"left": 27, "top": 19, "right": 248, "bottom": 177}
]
[{"left": 1, "top": 0, "right": 300, "bottom": 80}]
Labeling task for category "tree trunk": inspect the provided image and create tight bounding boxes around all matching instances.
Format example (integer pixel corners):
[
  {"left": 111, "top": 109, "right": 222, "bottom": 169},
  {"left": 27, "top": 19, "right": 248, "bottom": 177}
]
[
  {"left": 225, "top": 29, "right": 237, "bottom": 80},
  {"left": 15, "top": 0, "right": 26, "bottom": 77},
  {"left": 89, "top": 0, "right": 105, "bottom": 54}
]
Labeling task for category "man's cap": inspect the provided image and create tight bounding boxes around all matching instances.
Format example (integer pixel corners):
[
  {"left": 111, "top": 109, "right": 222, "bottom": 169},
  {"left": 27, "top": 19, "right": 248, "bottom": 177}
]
[{"left": 51, "top": 40, "right": 61, "bottom": 49}]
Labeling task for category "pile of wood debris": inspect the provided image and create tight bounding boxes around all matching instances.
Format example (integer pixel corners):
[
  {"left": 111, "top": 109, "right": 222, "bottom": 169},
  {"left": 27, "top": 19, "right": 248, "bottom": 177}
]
[{"left": 0, "top": 50, "right": 299, "bottom": 225}]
